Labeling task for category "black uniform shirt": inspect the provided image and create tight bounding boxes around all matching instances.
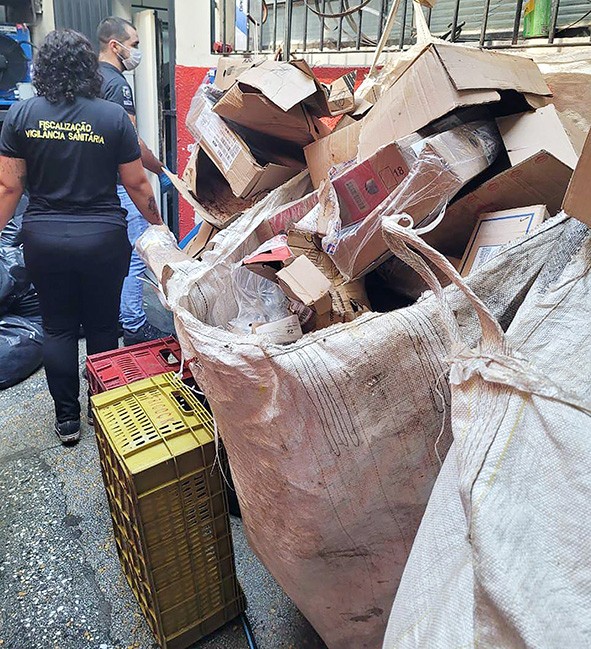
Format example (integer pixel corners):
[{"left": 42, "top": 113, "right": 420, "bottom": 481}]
[
  {"left": 0, "top": 96, "right": 141, "bottom": 225},
  {"left": 99, "top": 62, "right": 136, "bottom": 116}
]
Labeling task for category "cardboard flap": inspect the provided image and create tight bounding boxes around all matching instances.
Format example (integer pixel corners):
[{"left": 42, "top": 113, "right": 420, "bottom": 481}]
[
  {"left": 162, "top": 167, "right": 222, "bottom": 228},
  {"left": 562, "top": 129, "right": 591, "bottom": 227},
  {"left": 276, "top": 255, "right": 332, "bottom": 313},
  {"left": 433, "top": 151, "right": 573, "bottom": 256},
  {"left": 238, "top": 60, "right": 317, "bottom": 112},
  {"left": 497, "top": 104, "right": 585, "bottom": 170},
  {"left": 434, "top": 43, "right": 551, "bottom": 96},
  {"left": 243, "top": 235, "right": 294, "bottom": 281},
  {"left": 214, "top": 56, "right": 266, "bottom": 91}
]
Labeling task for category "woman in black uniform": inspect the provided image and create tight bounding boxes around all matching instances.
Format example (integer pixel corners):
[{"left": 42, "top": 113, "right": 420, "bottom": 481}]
[{"left": 0, "top": 30, "right": 163, "bottom": 445}]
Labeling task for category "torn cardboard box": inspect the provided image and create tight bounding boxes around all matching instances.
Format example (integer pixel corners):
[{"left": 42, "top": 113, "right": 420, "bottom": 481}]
[
  {"left": 562, "top": 128, "right": 591, "bottom": 228},
  {"left": 180, "top": 221, "right": 219, "bottom": 259},
  {"left": 331, "top": 141, "right": 411, "bottom": 227},
  {"left": 238, "top": 59, "right": 355, "bottom": 117},
  {"left": 242, "top": 235, "right": 294, "bottom": 282},
  {"left": 304, "top": 120, "right": 362, "bottom": 189},
  {"left": 276, "top": 255, "right": 332, "bottom": 314},
  {"left": 212, "top": 82, "right": 330, "bottom": 147},
  {"left": 497, "top": 104, "right": 586, "bottom": 170},
  {"left": 358, "top": 42, "right": 551, "bottom": 160},
  {"left": 459, "top": 204, "right": 549, "bottom": 276},
  {"left": 213, "top": 55, "right": 266, "bottom": 92},
  {"left": 438, "top": 151, "right": 573, "bottom": 257},
  {"left": 186, "top": 89, "right": 303, "bottom": 200}
]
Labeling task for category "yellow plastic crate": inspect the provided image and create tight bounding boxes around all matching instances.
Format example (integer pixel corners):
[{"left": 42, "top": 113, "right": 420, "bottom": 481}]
[{"left": 91, "top": 373, "right": 245, "bottom": 649}]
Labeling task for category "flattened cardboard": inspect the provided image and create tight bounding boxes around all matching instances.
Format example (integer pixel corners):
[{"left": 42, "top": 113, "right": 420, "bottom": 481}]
[
  {"left": 459, "top": 204, "right": 549, "bottom": 276},
  {"left": 562, "top": 129, "right": 591, "bottom": 227},
  {"left": 497, "top": 104, "right": 586, "bottom": 170},
  {"left": 436, "top": 152, "right": 572, "bottom": 256},
  {"left": 276, "top": 255, "right": 332, "bottom": 314},
  {"left": 214, "top": 56, "right": 266, "bottom": 92},
  {"left": 212, "top": 82, "right": 330, "bottom": 147},
  {"left": 238, "top": 60, "right": 317, "bottom": 112},
  {"left": 287, "top": 228, "right": 344, "bottom": 285},
  {"left": 358, "top": 42, "right": 551, "bottom": 160},
  {"left": 331, "top": 142, "right": 410, "bottom": 226},
  {"left": 304, "top": 120, "right": 362, "bottom": 189}
]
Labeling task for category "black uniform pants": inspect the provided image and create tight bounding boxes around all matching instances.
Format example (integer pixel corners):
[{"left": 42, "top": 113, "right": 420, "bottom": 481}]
[{"left": 23, "top": 221, "right": 131, "bottom": 422}]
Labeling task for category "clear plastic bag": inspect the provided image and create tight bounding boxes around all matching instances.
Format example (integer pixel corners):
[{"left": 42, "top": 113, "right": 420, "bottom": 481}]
[
  {"left": 227, "top": 265, "right": 290, "bottom": 334},
  {"left": 324, "top": 121, "right": 501, "bottom": 281}
]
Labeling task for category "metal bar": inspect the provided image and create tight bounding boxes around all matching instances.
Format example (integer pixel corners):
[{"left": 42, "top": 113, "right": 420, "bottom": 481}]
[
  {"left": 356, "top": 2, "right": 363, "bottom": 49},
  {"left": 548, "top": 0, "right": 561, "bottom": 43},
  {"left": 377, "top": 0, "right": 387, "bottom": 40},
  {"left": 303, "top": 0, "right": 309, "bottom": 51},
  {"left": 245, "top": 0, "right": 251, "bottom": 51},
  {"left": 450, "top": 0, "right": 460, "bottom": 42},
  {"left": 221, "top": 0, "right": 227, "bottom": 53},
  {"left": 259, "top": 0, "right": 265, "bottom": 50},
  {"left": 512, "top": 0, "right": 524, "bottom": 45},
  {"left": 167, "top": 0, "right": 178, "bottom": 238},
  {"left": 426, "top": 6, "right": 432, "bottom": 28},
  {"left": 272, "top": 0, "right": 278, "bottom": 50},
  {"left": 398, "top": 0, "right": 407, "bottom": 49},
  {"left": 479, "top": 0, "right": 491, "bottom": 46},
  {"left": 284, "top": 0, "right": 294, "bottom": 59},
  {"left": 337, "top": 0, "right": 345, "bottom": 50},
  {"left": 210, "top": 0, "right": 217, "bottom": 51},
  {"left": 319, "top": 0, "right": 327, "bottom": 50}
]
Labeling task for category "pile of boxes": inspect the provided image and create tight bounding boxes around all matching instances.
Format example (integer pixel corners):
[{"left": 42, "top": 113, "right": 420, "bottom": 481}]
[
  {"left": 87, "top": 338, "right": 245, "bottom": 649},
  {"left": 164, "top": 41, "right": 590, "bottom": 342}
]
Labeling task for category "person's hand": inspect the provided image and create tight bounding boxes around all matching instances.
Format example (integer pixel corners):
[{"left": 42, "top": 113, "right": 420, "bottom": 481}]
[{"left": 159, "top": 169, "right": 174, "bottom": 193}]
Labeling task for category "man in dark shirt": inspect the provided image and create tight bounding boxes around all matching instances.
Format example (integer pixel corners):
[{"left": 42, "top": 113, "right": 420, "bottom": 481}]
[{"left": 97, "top": 16, "right": 171, "bottom": 346}]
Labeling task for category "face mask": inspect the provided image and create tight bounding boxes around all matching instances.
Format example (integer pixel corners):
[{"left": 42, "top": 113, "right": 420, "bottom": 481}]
[{"left": 115, "top": 41, "right": 142, "bottom": 71}]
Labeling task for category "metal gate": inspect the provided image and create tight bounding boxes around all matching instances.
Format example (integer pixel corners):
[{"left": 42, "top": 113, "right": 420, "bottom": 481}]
[{"left": 53, "top": 0, "right": 113, "bottom": 46}]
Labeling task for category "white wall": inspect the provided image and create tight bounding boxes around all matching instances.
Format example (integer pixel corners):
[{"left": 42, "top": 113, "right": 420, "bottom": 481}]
[
  {"left": 31, "top": 0, "right": 56, "bottom": 46},
  {"left": 175, "top": 0, "right": 218, "bottom": 67}
]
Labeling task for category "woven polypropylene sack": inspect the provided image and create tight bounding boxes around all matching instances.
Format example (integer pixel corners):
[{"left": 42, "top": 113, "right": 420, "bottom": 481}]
[
  {"left": 381, "top": 215, "right": 591, "bottom": 649},
  {"left": 140, "top": 210, "right": 571, "bottom": 649}
]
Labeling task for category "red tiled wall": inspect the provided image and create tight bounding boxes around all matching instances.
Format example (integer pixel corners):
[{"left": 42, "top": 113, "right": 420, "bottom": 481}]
[{"left": 175, "top": 64, "right": 369, "bottom": 237}]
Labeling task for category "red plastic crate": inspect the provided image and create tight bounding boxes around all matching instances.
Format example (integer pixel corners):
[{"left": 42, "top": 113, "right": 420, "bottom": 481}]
[{"left": 86, "top": 337, "right": 194, "bottom": 395}]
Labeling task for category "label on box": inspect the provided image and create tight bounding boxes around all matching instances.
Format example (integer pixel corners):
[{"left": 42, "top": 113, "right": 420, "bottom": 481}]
[
  {"left": 253, "top": 315, "right": 303, "bottom": 344},
  {"left": 195, "top": 108, "right": 241, "bottom": 172},
  {"left": 472, "top": 244, "right": 501, "bottom": 270}
]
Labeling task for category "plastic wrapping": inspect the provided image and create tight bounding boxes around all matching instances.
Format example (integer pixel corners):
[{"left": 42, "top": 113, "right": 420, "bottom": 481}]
[
  {"left": 324, "top": 121, "right": 501, "bottom": 281},
  {"left": 0, "top": 315, "right": 43, "bottom": 389},
  {"left": 227, "top": 265, "right": 289, "bottom": 334}
]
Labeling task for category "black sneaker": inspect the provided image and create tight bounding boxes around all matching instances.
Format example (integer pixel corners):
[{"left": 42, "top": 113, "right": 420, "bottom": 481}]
[
  {"left": 123, "top": 322, "right": 170, "bottom": 347},
  {"left": 87, "top": 398, "right": 94, "bottom": 427},
  {"left": 55, "top": 420, "right": 81, "bottom": 445}
]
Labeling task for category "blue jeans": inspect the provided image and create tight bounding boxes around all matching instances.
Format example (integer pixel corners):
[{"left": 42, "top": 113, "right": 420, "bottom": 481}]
[{"left": 118, "top": 185, "right": 148, "bottom": 332}]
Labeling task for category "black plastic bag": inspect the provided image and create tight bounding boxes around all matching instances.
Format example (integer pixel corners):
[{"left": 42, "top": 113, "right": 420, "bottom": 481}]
[
  {"left": 11, "top": 287, "right": 41, "bottom": 319},
  {"left": 0, "top": 245, "right": 30, "bottom": 313},
  {"left": 0, "top": 315, "right": 44, "bottom": 389},
  {"left": 0, "top": 195, "right": 28, "bottom": 247}
]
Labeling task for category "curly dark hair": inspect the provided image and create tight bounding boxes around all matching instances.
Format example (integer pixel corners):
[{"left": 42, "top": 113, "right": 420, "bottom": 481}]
[{"left": 33, "top": 29, "right": 103, "bottom": 104}]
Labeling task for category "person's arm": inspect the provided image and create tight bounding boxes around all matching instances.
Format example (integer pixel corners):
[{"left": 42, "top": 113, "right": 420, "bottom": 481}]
[
  {"left": 119, "top": 158, "right": 163, "bottom": 226},
  {"left": 127, "top": 113, "right": 164, "bottom": 176},
  {"left": 0, "top": 156, "right": 25, "bottom": 230}
]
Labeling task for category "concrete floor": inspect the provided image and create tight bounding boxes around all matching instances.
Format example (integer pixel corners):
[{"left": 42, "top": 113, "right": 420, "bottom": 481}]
[{"left": 0, "top": 296, "right": 327, "bottom": 649}]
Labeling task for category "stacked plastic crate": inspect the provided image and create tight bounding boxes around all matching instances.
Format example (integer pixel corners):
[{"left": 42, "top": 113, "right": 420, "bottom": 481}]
[{"left": 87, "top": 339, "right": 245, "bottom": 649}]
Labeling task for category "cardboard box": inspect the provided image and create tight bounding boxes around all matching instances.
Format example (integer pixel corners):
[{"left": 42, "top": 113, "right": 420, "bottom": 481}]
[
  {"left": 304, "top": 120, "right": 362, "bottom": 189},
  {"left": 179, "top": 221, "right": 219, "bottom": 259},
  {"left": 242, "top": 235, "right": 294, "bottom": 282},
  {"left": 459, "top": 205, "right": 549, "bottom": 276},
  {"left": 437, "top": 151, "right": 573, "bottom": 257},
  {"left": 213, "top": 56, "right": 266, "bottom": 92},
  {"left": 358, "top": 42, "right": 551, "bottom": 160},
  {"left": 562, "top": 128, "right": 591, "bottom": 228},
  {"left": 497, "top": 104, "right": 586, "bottom": 171},
  {"left": 331, "top": 141, "right": 411, "bottom": 226},
  {"left": 186, "top": 91, "right": 303, "bottom": 200},
  {"left": 212, "top": 82, "right": 330, "bottom": 147},
  {"left": 276, "top": 255, "right": 332, "bottom": 314},
  {"left": 238, "top": 59, "right": 355, "bottom": 117}
]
